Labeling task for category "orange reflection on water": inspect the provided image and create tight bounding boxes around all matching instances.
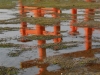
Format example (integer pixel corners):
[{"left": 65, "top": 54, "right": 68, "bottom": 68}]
[
  {"left": 19, "top": 1, "right": 64, "bottom": 74},
  {"left": 19, "top": 0, "right": 62, "bottom": 43},
  {"left": 19, "top": 0, "right": 100, "bottom": 75},
  {"left": 84, "top": 9, "right": 93, "bottom": 50},
  {"left": 69, "top": 8, "right": 79, "bottom": 35}
]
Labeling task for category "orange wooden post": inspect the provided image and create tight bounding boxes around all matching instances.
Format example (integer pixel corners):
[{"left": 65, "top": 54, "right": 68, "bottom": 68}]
[
  {"left": 38, "top": 40, "right": 46, "bottom": 61},
  {"left": 84, "top": 0, "right": 95, "bottom": 50},
  {"left": 85, "top": 28, "right": 92, "bottom": 50},
  {"left": 33, "top": 8, "right": 45, "bottom": 35},
  {"left": 85, "top": 0, "right": 95, "bottom": 31},
  {"left": 84, "top": 5, "right": 93, "bottom": 50},
  {"left": 52, "top": 8, "right": 62, "bottom": 43},
  {"left": 84, "top": 9, "right": 91, "bottom": 50},
  {"left": 33, "top": 8, "right": 42, "bottom": 35},
  {"left": 33, "top": 8, "right": 46, "bottom": 60},
  {"left": 37, "top": 16, "right": 46, "bottom": 74},
  {"left": 84, "top": 9, "right": 93, "bottom": 50},
  {"left": 53, "top": 8, "right": 61, "bottom": 34},
  {"left": 53, "top": 23, "right": 61, "bottom": 43},
  {"left": 19, "top": 0, "right": 28, "bottom": 42},
  {"left": 35, "top": 10, "right": 46, "bottom": 73},
  {"left": 37, "top": 40, "right": 47, "bottom": 75},
  {"left": 69, "top": 8, "right": 79, "bottom": 35},
  {"left": 19, "top": 0, "right": 27, "bottom": 36}
]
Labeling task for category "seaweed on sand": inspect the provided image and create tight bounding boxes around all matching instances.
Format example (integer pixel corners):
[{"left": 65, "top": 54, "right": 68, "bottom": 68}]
[
  {"left": 0, "top": 66, "right": 20, "bottom": 75},
  {"left": 0, "top": 0, "right": 17, "bottom": 9}
]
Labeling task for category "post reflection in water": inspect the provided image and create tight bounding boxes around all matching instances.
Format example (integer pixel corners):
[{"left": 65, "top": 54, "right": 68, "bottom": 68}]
[
  {"left": 84, "top": 9, "right": 94, "bottom": 50},
  {"left": 69, "top": 8, "right": 79, "bottom": 35},
  {"left": 19, "top": 0, "right": 100, "bottom": 75},
  {"left": 19, "top": 0, "right": 62, "bottom": 43},
  {"left": 19, "top": 0, "right": 63, "bottom": 75},
  {"left": 84, "top": 0, "right": 95, "bottom": 50}
]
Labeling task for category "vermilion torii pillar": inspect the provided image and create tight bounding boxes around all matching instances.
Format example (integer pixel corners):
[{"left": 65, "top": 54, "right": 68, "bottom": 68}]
[
  {"left": 52, "top": 8, "right": 62, "bottom": 43},
  {"left": 85, "top": 0, "right": 95, "bottom": 50},
  {"left": 85, "top": 27, "right": 92, "bottom": 50},
  {"left": 69, "top": 8, "right": 79, "bottom": 35},
  {"left": 20, "top": 39, "right": 47, "bottom": 74},
  {"left": 33, "top": 8, "right": 45, "bottom": 35},
  {"left": 19, "top": 0, "right": 28, "bottom": 42},
  {"left": 84, "top": 9, "right": 94, "bottom": 50},
  {"left": 37, "top": 39, "right": 47, "bottom": 75},
  {"left": 84, "top": 9, "right": 93, "bottom": 50}
]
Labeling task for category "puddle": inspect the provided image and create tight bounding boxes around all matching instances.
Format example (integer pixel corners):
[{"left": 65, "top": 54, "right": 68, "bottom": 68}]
[{"left": 0, "top": 0, "right": 100, "bottom": 75}]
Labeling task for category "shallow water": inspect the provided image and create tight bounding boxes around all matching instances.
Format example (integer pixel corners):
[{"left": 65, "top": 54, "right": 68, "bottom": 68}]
[{"left": 0, "top": 7, "right": 100, "bottom": 75}]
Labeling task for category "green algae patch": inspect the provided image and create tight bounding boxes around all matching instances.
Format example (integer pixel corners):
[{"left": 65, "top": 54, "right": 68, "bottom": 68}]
[
  {"left": 21, "top": 17, "right": 66, "bottom": 26},
  {"left": 0, "top": 43, "right": 21, "bottom": 48},
  {"left": 39, "top": 42, "right": 78, "bottom": 50},
  {"left": 21, "top": 0, "right": 100, "bottom": 9},
  {"left": 0, "top": 18, "right": 20, "bottom": 24},
  {"left": 0, "top": 66, "right": 20, "bottom": 75},
  {"left": 0, "top": 0, "right": 17, "bottom": 9},
  {"left": 8, "top": 48, "right": 32, "bottom": 57},
  {"left": 19, "top": 35, "right": 63, "bottom": 40}
]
